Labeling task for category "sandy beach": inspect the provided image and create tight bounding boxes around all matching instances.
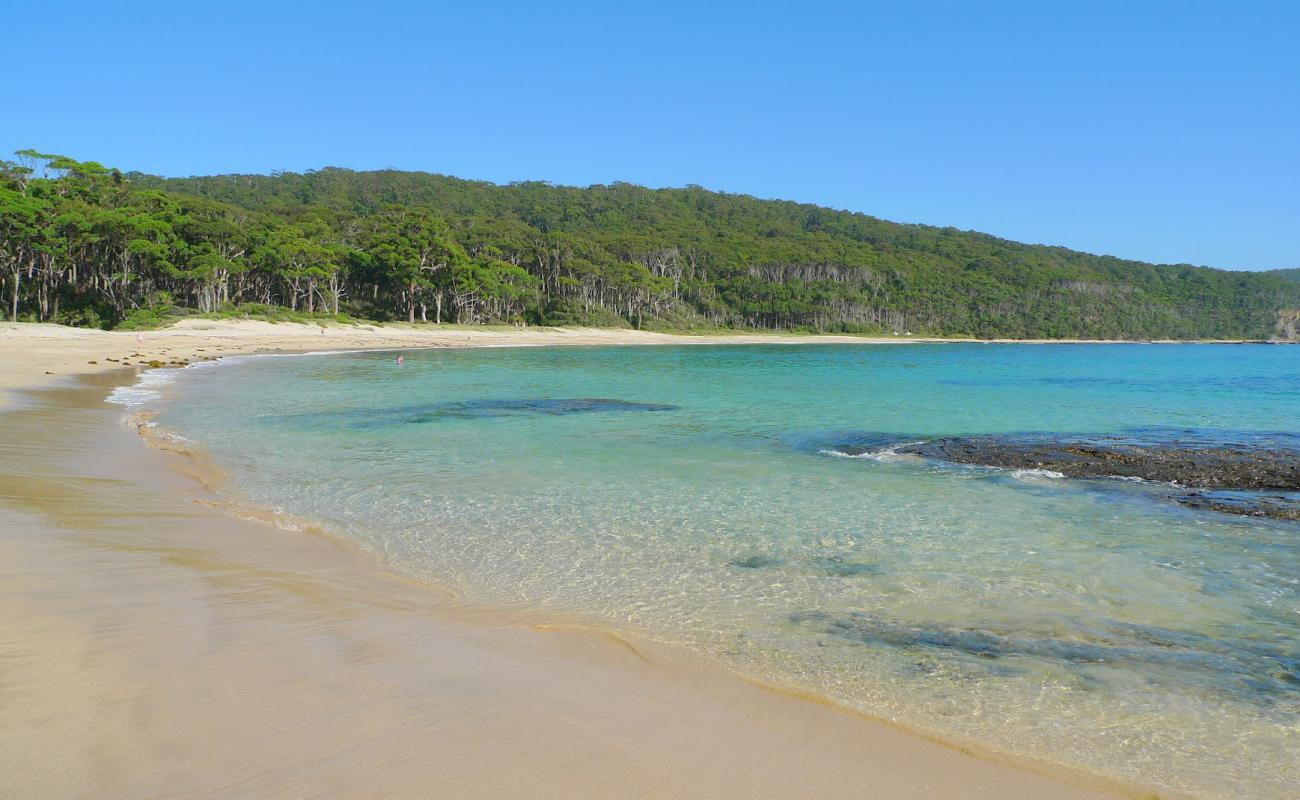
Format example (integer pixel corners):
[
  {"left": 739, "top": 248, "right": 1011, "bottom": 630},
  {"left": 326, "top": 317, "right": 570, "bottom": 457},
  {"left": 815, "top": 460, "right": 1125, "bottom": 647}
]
[
  {"left": 0, "top": 319, "right": 959, "bottom": 407},
  {"left": 0, "top": 321, "right": 1146, "bottom": 799},
  {"left": 4, "top": 318, "right": 1268, "bottom": 407}
]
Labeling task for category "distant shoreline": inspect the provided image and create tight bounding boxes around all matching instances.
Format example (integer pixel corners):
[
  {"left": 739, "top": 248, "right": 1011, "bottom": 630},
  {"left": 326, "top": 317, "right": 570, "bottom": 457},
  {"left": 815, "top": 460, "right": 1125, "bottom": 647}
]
[{"left": 1, "top": 318, "right": 1291, "bottom": 408}]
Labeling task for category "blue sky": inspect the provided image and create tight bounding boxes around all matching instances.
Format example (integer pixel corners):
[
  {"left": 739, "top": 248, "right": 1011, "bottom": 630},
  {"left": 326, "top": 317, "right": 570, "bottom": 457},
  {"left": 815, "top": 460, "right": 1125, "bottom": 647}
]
[{"left": 5, "top": 1, "right": 1297, "bottom": 270}]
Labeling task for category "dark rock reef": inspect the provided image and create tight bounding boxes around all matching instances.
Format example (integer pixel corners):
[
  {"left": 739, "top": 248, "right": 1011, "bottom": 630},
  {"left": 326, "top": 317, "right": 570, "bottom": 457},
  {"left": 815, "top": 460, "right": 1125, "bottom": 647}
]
[
  {"left": 1175, "top": 491, "right": 1300, "bottom": 521},
  {"left": 898, "top": 436, "right": 1300, "bottom": 491},
  {"left": 820, "top": 430, "right": 1300, "bottom": 522},
  {"left": 289, "top": 397, "right": 679, "bottom": 429}
]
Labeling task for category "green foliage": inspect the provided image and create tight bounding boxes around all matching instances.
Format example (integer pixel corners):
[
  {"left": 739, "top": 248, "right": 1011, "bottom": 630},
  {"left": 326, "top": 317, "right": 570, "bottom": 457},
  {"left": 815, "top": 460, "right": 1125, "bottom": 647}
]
[
  {"left": 53, "top": 302, "right": 110, "bottom": 330},
  {"left": 3, "top": 151, "right": 1298, "bottom": 338},
  {"left": 116, "top": 307, "right": 176, "bottom": 330},
  {"left": 538, "top": 297, "right": 632, "bottom": 328}
]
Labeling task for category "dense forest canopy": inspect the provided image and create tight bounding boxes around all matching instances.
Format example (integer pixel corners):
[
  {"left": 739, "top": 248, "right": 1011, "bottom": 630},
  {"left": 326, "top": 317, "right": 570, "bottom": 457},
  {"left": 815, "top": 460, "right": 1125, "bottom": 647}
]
[{"left": 2, "top": 150, "right": 1297, "bottom": 338}]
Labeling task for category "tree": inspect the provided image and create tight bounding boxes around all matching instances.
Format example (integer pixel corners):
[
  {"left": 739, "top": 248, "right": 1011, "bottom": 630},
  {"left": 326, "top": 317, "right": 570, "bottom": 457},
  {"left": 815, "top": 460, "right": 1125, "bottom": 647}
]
[
  {"left": 3, "top": 147, "right": 1298, "bottom": 339},
  {"left": 0, "top": 187, "right": 49, "bottom": 321},
  {"left": 364, "top": 206, "right": 467, "bottom": 323}
]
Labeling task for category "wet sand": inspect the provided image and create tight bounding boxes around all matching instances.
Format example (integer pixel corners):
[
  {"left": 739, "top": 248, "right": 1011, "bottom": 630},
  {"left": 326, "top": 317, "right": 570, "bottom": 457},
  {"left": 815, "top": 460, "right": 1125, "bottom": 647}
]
[{"left": 0, "top": 324, "right": 1145, "bottom": 799}]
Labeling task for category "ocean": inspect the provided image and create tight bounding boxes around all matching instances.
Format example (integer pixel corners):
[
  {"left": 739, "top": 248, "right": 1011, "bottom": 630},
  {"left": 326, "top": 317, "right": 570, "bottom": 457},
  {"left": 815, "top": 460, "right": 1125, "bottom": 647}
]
[{"left": 117, "top": 343, "right": 1299, "bottom": 799}]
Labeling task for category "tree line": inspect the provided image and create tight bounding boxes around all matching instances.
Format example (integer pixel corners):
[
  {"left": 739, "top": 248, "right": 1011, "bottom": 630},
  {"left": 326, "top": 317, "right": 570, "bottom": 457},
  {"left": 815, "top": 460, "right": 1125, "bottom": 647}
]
[{"left": 3, "top": 150, "right": 1297, "bottom": 338}]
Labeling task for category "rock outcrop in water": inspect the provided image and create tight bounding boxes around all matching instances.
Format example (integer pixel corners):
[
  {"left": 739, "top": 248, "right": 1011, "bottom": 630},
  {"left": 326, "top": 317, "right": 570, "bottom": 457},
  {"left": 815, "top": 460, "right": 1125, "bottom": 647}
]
[
  {"left": 897, "top": 437, "right": 1300, "bottom": 491},
  {"left": 822, "top": 431, "right": 1300, "bottom": 522}
]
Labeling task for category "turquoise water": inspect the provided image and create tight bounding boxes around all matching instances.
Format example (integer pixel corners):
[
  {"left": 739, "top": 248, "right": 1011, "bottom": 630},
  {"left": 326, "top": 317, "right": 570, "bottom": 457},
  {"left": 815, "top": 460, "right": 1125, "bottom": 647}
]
[{"left": 132, "top": 344, "right": 1298, "bottom": 798}]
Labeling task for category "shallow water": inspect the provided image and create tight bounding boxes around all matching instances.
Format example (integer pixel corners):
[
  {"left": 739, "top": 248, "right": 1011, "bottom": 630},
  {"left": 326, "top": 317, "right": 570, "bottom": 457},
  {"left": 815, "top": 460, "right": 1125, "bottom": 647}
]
[{"left": 127, "top": 344, "right": 1299, "bottom": 799}]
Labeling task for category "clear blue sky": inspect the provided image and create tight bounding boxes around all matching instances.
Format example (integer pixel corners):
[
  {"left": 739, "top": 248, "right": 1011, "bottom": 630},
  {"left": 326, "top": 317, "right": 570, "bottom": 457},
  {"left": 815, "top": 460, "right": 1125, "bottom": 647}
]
[{"left": 5, "top": 1, "right": 1297, "bottom": 270}]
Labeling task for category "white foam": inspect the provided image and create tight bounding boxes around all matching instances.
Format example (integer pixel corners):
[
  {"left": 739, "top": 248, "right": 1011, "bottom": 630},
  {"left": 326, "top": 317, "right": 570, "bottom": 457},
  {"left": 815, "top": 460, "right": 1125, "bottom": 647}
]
[
  {"left": 820, "top": 442, "right": 925, "bottom": 463},
  {"left": 105, "top": 356, "right": 228, "bottom": 410},
  {"left": 1012, "top": 468, "right": 1066, "bottom": 480},
  {"left": 104, "top": 347, "right": 380, "bottom": 413},
  {"left": 106, "top": 367, "right": 183, "bottom": 410}
]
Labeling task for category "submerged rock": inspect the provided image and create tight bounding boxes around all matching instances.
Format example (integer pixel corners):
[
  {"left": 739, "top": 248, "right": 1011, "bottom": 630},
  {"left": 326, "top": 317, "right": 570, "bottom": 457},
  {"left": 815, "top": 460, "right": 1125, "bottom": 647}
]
[
  {"left": 808, "top": 556, "right": 883, "bottom": 577},
  {"left": 415, "top": 397, "right": 680, "bottom": 419},
  {"left": 294, "top": 397, "right": 679, "bottom": 428},
  {"left": 727, "top": 554, "right": 784, "bottom": 569},
  {"left": 1175, "top": 492, "right": 1300, "bottom": 522},
  {"left": 793, "top": 612, "right": 1300, "bottom": 698}
]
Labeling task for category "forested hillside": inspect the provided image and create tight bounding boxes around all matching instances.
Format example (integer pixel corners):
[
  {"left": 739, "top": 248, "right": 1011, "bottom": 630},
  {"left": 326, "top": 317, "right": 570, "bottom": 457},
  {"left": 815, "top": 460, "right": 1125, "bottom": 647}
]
[{"left": 3, "top": 150, "right": 1298, "bottom": 338}]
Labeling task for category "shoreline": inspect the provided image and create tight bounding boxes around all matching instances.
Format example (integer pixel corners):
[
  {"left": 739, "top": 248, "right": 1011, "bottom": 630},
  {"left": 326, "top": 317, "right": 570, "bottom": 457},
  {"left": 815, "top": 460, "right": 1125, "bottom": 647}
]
[
  {"left": 2, "top": 322, "right": 1170, "bottom": 798},
  {"left": 2, "top": 318, "right": 1289, "bottom": 407}
]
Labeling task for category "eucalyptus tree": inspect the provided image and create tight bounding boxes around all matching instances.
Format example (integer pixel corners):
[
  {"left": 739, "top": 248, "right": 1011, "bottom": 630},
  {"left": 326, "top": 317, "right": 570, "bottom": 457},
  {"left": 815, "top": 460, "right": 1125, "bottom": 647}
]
[
  {"left": 255, "top": 223, "right": 333, "bottom": 312},
  {"left": 0, "top": 186, "right": 49, "bottom": 321},
  {"left": 364, "top": 206, "right": 467, "bottom": 323},
  {"left": 173, "top": 198, "right": 251, "bottom": 311},
  {"left": 449, "top": 251, "right": 537, "bottom": 323}
]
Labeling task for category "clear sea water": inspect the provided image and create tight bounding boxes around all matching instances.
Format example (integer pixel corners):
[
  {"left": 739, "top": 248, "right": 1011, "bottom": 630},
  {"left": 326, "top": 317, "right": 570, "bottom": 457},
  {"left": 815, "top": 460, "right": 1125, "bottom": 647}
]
[{"left": 134, "top": 344, "right": 1299, "bottom": 798}]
